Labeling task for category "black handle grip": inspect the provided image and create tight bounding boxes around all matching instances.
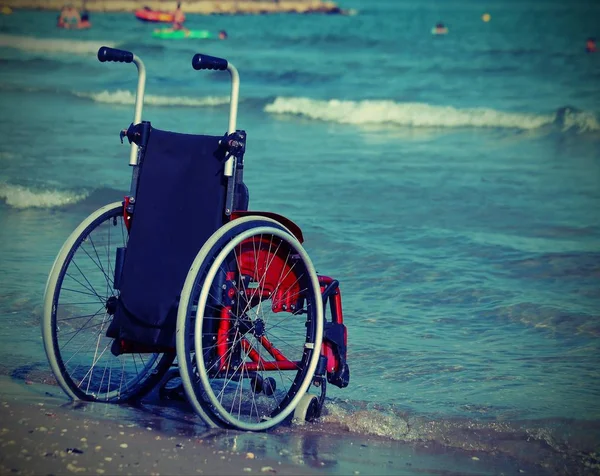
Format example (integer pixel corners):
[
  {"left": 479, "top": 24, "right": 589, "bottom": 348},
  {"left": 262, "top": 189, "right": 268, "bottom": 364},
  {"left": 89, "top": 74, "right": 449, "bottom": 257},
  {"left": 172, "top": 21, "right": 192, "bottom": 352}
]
[
  {"left": 192, "top": 53, "right": 228, "bottom": 71},
  {"left": 98, "top": 46, "right": 134, "bottom": 63}
]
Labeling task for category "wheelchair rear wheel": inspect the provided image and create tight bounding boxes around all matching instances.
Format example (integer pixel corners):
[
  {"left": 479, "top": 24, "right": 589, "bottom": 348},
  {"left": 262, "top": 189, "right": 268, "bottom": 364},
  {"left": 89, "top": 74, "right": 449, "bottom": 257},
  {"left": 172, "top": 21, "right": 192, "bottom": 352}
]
[
  {"left": 177, "top": 217, "right": 324, "bottom": 431},
  {"left": 42, "top": 202, "right": 174, "bottom": 402}
]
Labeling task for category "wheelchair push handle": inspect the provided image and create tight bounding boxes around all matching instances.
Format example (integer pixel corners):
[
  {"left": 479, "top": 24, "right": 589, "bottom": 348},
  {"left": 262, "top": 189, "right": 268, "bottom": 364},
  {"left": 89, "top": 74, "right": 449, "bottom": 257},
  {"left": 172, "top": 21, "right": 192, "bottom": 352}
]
[
  {"left": 97, "top": 46, "right": 134, "bottom": 64},
  {"left": 192, "top": 53, "right": 228, "bottom": 71},
  {"left": 97, "top": 46, "right": 146, "bottom": 166},
  {"left": 191, "top": 53, "right": 240, "bottom": 177}
]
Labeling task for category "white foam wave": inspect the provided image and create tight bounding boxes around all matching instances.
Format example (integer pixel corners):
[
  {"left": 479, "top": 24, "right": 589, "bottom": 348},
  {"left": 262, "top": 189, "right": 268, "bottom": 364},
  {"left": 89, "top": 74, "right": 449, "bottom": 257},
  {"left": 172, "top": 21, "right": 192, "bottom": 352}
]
[
  {"left": 559, "top": 109, "right": 600, "bottom": 132},
  {"left": 265, "top": 97, "right": 559, "bottom": 130},
  {"left": 0, "top": 183, "right": 88, "bottom": 209},
  {"left": 77, "top": 89, "right": 230, "bottom": 107},
  {"left": 320, "top": 402, "right": 412, "bottom": 441},
  {"left": 0, "top": 34, "right": 115, "bottom": 56}
]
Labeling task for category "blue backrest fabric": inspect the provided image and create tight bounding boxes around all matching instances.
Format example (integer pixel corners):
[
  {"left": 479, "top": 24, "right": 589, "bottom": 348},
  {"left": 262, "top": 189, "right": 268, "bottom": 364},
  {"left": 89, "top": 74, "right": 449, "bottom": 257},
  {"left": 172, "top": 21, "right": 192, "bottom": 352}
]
[{"left": 107, "top": 128, "right": 227, "bottom": 349}]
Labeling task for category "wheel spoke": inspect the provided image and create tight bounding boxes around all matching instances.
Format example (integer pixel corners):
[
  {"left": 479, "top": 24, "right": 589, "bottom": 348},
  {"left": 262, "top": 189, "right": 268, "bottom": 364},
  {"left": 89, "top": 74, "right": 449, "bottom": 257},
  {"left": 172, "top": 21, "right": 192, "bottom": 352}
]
[
  {"left": 182, "top": 220, "right": 323, "bottom": 431},
  {"left": 43, "top": 203, "right": 174, "bottom": 402}
]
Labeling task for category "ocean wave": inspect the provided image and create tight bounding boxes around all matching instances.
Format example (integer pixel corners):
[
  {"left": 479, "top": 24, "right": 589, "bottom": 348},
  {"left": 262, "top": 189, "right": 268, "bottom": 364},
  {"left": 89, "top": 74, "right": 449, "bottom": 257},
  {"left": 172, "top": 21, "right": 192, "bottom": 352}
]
[
  {"left": 0, "top": 34, "right": 115, "bottom": 56},
  {"left": 76, "top": 89, "right": 230, "bottom": 107},
  {"left": 265, "top": 97, "right": 600, "bottom": 132},
  {"left": 316, "top": 399, "right": 600, "bottom": 474},
  {"left": 0, "top": 183, "right": 89, "bottom": 209},
  {"left": 555, "top": 106, "right": 600, "bottom": 133}
]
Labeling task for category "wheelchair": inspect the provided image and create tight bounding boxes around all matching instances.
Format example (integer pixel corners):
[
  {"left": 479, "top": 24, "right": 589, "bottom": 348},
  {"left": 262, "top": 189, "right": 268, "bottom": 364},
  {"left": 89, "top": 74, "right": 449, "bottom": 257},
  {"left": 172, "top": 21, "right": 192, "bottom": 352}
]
[{"left": 41, "top": 47, "right": 349, "bottom": 431}]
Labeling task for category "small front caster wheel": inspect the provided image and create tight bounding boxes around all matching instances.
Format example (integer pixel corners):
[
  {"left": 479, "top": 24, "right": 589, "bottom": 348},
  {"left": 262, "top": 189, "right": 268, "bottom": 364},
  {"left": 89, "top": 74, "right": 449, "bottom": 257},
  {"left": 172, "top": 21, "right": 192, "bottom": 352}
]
[
  {"left": 263, "top": 377, "right": 276, "bottom": 396},
  {"left": 293, "top": 393, "right": 320, "bottom": 425},
  {"left": 250, "top": 374, "right": 263, "bottom": 393}
]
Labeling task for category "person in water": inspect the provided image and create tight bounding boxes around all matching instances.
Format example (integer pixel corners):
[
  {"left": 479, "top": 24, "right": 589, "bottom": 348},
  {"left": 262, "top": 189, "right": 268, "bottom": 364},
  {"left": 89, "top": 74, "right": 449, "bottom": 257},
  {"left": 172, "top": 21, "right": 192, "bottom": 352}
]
[
  {"left": 172, "top": 2, "right": 187, "bottom": 32},
  {"left": 218, "top": 30, "right": 228, "bottom": 40},
  {"left": 586, "top": 37, "right": 597, "bottom": 53},
  {"left": 433, "top": 22, "right": 448, "bottom": 35},
  {"left": 57, "top": 4, "right": 81, "bottom": 28},
  {"left": 156, "top": 2, "right": 190, "bottom": 36},
  {"left": 79, "top": 0, "right": 91, "bottom": 28},
  {"left": 78, "top": 11, "right": 91, "bottom": 28}
]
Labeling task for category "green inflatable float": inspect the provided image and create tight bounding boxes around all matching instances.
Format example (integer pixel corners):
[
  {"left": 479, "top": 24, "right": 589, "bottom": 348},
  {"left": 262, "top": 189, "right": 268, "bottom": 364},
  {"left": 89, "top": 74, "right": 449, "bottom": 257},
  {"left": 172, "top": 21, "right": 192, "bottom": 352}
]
[{"left": 152, "top": 28, "right": 214, "bottom": 39}]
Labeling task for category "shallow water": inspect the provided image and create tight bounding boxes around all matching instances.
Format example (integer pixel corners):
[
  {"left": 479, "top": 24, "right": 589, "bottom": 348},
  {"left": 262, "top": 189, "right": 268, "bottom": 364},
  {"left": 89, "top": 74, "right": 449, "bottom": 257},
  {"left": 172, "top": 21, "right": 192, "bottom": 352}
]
[
  {"left": 0, "top": 1, "right": 599, "bottom": 472},
  {"left": 0, "top": 376, "right": 581, "bottom": 475}
]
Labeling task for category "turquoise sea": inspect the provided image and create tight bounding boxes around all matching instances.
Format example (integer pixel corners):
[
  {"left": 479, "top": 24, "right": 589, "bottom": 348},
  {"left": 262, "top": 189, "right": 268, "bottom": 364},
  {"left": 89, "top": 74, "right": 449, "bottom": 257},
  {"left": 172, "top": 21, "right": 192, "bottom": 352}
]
[{"left": 0, "top": 0, "right": 599, "bottom": 473}]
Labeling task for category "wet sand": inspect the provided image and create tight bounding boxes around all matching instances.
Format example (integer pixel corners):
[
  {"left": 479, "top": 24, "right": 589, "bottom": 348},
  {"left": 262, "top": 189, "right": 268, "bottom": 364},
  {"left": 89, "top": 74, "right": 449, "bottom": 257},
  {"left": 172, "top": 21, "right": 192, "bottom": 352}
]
[
  {"left": 0, "top": 375, "right": 554, "bottom": 476},
  {"left": 0, "top": 376, "right": 318, "bottom": 476}
]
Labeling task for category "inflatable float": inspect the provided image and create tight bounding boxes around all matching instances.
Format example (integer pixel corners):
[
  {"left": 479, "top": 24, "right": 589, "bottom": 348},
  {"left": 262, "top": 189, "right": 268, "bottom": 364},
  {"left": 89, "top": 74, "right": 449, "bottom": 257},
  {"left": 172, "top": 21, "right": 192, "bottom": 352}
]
[
  {"left": 135, "top": 7, "right": 174, "bottom": 23},
  {"left": 152, "top": 28, "right": 213, "bottom": 39}
]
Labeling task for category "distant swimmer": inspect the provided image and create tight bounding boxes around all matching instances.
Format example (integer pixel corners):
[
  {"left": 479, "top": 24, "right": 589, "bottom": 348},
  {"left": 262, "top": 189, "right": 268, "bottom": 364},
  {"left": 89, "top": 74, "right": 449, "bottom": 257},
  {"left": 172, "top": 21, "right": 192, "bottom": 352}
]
[
  {"left": 57, "top": 4, "right": 81, "bottom": 28},
  {"left": 586, "top": 37, "right": 596, "bottom": 53},
  {"left": 171, "top": 2, "right": 187, "bottom": 31},
  {"left": 157, "top": 2, "right": 190, "bottom": 35},
  {"left": 57, "top": 5, "right": 91, "bottom": 29},
  {"left": 79, "top": 0, "right": 91, "bottom": 28},
  {"left": 432, "top": 22, "right": 448, "bottom": 35},
  {"left": 218, "top": 29, "right": 228, "bottom": 40},
  {"left": 78, "top": 11, "right": 91, "bottom": 29}
]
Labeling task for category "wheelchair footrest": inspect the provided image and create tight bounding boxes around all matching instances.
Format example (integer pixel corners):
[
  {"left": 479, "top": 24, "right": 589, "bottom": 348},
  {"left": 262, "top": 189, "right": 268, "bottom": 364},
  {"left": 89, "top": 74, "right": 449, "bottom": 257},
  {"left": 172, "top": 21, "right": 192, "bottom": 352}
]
[
  {"left": 318, "top": 275, "right": 350, "bottom": 389},
  {"left": 328, "top": 361, "right": 350, "bottom": 388},
  {"left": 322, "top": 322, "right": 350, "bottom": 388}
]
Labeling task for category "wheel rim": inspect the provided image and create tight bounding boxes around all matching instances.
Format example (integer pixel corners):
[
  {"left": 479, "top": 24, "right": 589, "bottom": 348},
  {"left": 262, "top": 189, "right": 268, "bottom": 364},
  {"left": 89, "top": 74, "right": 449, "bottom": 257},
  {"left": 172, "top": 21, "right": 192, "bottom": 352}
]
[
  {"left": 193, "top": 226, "right": 323, "bottom": 430},
  {"left": 45, "top": 204, "right": 172, "bottom": 401},
  {"left": 176, "top": 217, "right": 292, "bottom": 429}
]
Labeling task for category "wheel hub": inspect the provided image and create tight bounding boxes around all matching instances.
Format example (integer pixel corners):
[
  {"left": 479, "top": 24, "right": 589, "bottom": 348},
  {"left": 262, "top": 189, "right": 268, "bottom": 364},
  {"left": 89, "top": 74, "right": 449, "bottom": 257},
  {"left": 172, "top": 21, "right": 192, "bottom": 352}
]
[
  {"left": 105, "top": 296, "right": 118, "bottom": 315},
  {"left": 253, "top": 318, "right": 265, "bottom": 337}
]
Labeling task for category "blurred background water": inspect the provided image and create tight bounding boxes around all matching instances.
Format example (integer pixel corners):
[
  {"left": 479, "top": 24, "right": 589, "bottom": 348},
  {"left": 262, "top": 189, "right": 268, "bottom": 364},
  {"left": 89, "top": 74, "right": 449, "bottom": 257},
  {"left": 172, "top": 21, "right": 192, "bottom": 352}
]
[{"left": 0, "top": 0, "right": 599, "bottom": 471}]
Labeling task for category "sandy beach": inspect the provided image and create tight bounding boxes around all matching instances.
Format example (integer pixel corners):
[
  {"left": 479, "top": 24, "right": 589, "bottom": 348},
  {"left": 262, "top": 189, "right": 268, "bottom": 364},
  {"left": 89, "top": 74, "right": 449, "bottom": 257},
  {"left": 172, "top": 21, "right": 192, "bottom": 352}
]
[
  {"left": 0, "top": 0, "right": 347, "bottom": 15},
  {"left": 0, "top": 376, "right": 320, "bottom": 476}
]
